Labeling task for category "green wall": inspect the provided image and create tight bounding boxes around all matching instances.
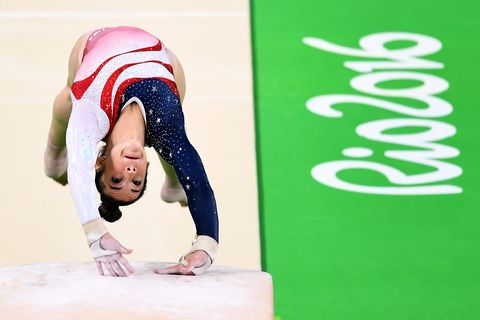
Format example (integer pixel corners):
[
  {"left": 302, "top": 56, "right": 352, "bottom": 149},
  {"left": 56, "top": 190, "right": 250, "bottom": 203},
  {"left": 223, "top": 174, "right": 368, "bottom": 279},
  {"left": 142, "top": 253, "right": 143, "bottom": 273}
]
[{"left": 251, "top": 0, "right": 480, "bottom": 319}]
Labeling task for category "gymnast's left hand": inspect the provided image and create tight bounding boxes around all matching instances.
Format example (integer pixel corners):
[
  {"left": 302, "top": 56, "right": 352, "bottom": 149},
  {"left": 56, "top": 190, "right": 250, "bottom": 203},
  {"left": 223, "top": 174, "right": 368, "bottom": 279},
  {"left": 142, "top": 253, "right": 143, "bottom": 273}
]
[{"left": 154, "top": 250, "right": 210, "bottom": 276}]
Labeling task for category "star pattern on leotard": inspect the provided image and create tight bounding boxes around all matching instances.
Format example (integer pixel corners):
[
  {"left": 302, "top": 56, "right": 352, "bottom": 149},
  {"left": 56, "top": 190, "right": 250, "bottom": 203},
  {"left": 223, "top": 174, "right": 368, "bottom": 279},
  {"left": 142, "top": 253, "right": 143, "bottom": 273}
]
[{"left": 118, "top": 79, "right": 219, "bottom": 241}]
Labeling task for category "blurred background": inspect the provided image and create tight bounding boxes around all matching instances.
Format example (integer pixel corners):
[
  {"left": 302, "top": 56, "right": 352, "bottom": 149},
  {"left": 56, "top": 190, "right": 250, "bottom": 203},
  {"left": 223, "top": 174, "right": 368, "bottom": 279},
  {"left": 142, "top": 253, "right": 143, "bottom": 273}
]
[
  {"left": 0, "top": 0, "right": 260, "bottom": 270},
  {"left": 2, "top": 0, "right": 480, "bottom": 319}
]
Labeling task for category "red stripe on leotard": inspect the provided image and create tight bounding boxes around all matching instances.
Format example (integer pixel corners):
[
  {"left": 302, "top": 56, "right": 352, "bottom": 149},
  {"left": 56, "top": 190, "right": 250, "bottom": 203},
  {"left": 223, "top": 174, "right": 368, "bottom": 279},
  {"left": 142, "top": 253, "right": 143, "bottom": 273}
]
[
  {"left": 100, "top": 60, "right": 179, "bottom": 126},
  {"left": 71, "top": 41, "right": 174, "bottom": 100}
]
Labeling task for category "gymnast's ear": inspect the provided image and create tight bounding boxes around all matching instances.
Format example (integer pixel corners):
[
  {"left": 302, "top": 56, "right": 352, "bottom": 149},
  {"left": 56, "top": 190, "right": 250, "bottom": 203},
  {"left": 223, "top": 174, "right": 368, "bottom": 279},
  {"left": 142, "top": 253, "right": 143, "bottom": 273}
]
[{"left": 95, "top": 156, "right": 106, "bottom": 171}]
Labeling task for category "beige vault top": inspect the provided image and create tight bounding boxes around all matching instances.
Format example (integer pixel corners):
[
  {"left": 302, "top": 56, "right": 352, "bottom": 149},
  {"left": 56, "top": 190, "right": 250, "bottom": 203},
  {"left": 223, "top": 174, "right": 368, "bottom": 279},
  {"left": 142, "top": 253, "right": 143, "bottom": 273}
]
[{"left": 0, "top": 262, "right": 273, "bottom": 320}]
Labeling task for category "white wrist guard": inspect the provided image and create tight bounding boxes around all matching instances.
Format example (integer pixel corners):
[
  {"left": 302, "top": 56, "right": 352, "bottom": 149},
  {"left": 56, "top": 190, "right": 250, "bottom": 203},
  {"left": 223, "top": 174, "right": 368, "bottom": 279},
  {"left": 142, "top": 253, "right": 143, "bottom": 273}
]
[
  {"left": 82, "top": 218, "right": 116, "bottom": 258},
  {"left": 89, "top": 238, "right": 117, "bottom": 258},
  {"left": 82, "top": 218, "right": 108, "bottom": 245},
  {"left": 179, "top": 235, "right": 219, "bottom": 275}
]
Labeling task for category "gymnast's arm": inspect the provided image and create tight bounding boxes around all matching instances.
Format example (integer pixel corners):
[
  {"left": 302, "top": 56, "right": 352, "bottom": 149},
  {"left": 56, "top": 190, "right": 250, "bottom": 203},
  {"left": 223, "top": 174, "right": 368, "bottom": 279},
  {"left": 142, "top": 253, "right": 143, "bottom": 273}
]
[
  {"left": 65, "top": 100, "right": 134, "bottom": 277},
  {"left": 155, "top": 49, "right": 219, "bottom": 276},
  {"left": 64, "top": 32, "right": 111, "bottom": 251},
  {"left": 63, "top": 33, "right": 134, "bottom": 276}
]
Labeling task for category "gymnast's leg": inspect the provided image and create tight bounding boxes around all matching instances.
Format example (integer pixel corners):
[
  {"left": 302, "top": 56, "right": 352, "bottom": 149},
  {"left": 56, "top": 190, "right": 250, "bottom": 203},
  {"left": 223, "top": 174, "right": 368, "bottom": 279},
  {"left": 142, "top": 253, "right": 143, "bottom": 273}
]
[
  {"left": 44, "top": 86, "right": 72, "bottom": 185},
  {"left": 158, "top": 155, "right": 188, "bottom": 207}
]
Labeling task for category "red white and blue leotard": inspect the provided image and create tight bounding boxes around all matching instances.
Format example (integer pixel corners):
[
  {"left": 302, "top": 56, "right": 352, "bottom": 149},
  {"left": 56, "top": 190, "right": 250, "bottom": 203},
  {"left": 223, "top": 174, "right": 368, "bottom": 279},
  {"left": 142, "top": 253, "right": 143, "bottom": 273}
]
[{"left": 66, "top": 26, "right": 218, "bottom": 241}]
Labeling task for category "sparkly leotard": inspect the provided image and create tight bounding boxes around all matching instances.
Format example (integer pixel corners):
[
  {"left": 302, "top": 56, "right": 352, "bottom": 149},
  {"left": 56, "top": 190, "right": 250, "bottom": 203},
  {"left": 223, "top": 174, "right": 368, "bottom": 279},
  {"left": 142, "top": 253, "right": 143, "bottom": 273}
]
[{"left": 67, "top": 26, "right": 218, "bottom": 241}]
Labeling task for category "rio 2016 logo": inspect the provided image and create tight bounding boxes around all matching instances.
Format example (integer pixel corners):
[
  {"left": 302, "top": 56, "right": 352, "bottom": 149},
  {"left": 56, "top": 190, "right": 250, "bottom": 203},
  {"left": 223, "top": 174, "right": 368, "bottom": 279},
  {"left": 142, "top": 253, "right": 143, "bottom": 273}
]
[{"left": 303, "top": 32, "right": 462, "bottom": 195}]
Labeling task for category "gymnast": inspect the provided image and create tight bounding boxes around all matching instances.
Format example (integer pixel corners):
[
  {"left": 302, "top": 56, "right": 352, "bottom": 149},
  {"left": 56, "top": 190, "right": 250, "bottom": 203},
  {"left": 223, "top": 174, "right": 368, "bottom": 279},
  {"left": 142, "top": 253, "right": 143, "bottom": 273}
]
[{"left": 44, "top": 26, "right": 219, "bottom": 277}]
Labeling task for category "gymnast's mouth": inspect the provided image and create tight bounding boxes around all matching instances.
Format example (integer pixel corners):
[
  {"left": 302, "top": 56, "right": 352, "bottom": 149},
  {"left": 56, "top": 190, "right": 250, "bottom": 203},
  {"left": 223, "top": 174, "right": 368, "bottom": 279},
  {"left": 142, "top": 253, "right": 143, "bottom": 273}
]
[
  {"left": 122, "top": 146, "right": 144, "bottom": 160},
  {"left": 121, "top": 146, "right": 145, "bottom": 160},
  {"left": 123, "top": 150, "right": 143, "bottom": 160},
  {"left": 124, "top": 155, "right": 141, "bottom": 160}
]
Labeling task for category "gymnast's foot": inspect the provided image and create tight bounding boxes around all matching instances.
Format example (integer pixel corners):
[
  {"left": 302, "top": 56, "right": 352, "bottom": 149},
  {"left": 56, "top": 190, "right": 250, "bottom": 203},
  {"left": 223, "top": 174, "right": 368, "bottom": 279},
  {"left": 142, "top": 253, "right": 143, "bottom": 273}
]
[
  {"left": 161, "top": 181, "right": 188, "bottom": 207},
  {"left": 44, "top": 143, "right": 68, "bottom": 186}
]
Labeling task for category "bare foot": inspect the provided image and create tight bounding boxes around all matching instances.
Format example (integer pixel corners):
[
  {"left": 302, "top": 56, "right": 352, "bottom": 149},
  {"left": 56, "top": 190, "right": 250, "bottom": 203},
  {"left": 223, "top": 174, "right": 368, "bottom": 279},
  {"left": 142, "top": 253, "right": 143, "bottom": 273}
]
[
  {"left": 160, "top": 182, "right": 188, "bottom": 207},
  {"left": 52, "top": 171, "right": 68, "bottom": 186},
  {"left": 44, "top": 145, "right": 68, "bottom": 186}
]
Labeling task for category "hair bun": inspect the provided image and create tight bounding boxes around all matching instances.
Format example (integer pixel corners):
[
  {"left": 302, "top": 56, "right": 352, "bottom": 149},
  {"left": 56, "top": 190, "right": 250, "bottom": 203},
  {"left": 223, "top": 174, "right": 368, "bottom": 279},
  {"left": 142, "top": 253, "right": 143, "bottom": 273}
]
[{"left": 98, "top": 202, "right": 122, "bottom": 223}]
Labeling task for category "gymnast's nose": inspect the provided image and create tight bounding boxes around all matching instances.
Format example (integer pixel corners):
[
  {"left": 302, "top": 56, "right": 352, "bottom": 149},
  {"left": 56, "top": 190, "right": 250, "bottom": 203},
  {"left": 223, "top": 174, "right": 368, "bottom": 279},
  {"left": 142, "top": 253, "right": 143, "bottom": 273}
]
[{"left": 126, "top": 165, "right": 137, "bottom": 173}]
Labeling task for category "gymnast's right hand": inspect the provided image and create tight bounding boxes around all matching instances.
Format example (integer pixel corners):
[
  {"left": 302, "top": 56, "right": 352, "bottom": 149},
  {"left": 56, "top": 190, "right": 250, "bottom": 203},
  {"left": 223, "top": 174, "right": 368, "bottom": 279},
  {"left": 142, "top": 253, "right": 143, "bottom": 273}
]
[{"left": 93, "top": 233, "right": 135, "bottom": 277}]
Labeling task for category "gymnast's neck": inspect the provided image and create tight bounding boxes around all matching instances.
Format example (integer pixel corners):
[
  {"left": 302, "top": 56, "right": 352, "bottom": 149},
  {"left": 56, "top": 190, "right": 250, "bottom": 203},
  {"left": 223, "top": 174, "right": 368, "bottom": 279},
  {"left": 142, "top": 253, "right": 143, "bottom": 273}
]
[{"left": 107, "top": 102, "right": 146, "bottom": 148}]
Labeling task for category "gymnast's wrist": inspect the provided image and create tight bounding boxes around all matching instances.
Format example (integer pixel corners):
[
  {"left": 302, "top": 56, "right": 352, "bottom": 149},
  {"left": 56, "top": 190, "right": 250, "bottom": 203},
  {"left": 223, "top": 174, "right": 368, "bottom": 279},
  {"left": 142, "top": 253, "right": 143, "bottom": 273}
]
[
  {"left": 187, "top": 235, "right": 219, "bottom": 263},
  {"left": 82, "top": 218, "right": 109, "bottom": 245}
]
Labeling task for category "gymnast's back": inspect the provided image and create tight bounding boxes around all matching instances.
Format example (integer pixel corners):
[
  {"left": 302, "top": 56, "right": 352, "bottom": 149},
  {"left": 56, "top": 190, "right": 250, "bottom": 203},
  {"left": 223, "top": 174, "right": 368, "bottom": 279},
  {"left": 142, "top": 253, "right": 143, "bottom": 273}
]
[{"left": 66, "top": 26, "right": 185, "bottom": 97}]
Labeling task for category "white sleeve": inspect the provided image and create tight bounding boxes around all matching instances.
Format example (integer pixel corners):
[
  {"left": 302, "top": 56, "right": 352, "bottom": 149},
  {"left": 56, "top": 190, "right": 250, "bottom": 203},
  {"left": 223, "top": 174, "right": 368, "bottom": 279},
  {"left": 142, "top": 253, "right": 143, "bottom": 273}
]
[{"left": 66, "top": 100, "right": 106, "bottom": 224}]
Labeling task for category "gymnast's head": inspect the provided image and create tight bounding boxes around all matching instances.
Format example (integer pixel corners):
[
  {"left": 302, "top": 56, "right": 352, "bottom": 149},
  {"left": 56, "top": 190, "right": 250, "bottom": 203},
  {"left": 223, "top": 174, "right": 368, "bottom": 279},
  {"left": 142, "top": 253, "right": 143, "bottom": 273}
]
[{"left": 94, "top": 141, "right": 149, "bottom": 222}]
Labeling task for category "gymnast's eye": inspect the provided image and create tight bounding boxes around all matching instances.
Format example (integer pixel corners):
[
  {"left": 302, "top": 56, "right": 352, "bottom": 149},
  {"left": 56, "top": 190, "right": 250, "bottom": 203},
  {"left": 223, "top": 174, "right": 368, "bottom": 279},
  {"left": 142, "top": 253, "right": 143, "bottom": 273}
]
[
  {"left": 132, "top": 179, "right": 142, "bottom": 186},
  {"left": 111, "top": 176, "right": 122, "bottom": 183}
]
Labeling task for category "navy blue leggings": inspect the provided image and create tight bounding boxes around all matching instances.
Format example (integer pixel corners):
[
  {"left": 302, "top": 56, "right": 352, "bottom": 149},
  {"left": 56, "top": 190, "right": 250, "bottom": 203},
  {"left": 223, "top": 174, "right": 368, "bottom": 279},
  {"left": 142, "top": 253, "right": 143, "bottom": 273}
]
[{"left": 120, "top": 79, "right": 219, "bottom": 241}]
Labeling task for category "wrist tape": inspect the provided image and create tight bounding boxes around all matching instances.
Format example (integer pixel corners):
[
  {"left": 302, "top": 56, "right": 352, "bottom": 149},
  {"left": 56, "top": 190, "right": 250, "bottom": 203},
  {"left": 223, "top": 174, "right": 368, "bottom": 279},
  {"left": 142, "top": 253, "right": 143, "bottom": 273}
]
[
  {"left": 89, "top": 238, "right": 117, "bottom": 258},
  {"left": 83, "top": 218, "right": 116, "bottom": 258},
  {"left": 83, "top": 218, "right": 109, "bottom": 245},
  {"left": 179, "top": 235, "right": 219, "bottom": 275}
]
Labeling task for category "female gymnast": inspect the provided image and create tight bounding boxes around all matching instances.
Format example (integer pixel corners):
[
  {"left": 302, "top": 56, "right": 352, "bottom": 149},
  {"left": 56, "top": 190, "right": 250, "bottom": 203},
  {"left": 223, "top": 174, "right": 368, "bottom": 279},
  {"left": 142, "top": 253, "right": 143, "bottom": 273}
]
[{"left": 44, "top": 26, "right": 219, "bottom": 277}]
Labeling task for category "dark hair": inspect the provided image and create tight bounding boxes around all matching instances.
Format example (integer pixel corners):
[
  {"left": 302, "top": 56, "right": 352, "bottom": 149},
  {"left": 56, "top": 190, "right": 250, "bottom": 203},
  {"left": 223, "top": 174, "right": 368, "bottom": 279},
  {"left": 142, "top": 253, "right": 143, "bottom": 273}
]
[{"left": 94, "top": 167, "right": 148, "bottom": 223}]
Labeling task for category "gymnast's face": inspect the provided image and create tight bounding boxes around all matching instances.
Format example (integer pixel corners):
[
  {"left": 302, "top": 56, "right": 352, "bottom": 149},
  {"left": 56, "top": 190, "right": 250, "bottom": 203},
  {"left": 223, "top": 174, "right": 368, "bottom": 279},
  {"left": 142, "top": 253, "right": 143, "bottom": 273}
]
[{"left": 96, "top": 141, "right": 148, "bottom": 202}]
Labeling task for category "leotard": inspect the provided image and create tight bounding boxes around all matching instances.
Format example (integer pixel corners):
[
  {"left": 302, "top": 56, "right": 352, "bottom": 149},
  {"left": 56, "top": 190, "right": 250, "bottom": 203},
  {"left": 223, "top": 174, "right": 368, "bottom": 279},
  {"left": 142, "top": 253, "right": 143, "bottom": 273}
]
[{"left": 67, "top": 26, "right": 219, "bottom": 241}]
